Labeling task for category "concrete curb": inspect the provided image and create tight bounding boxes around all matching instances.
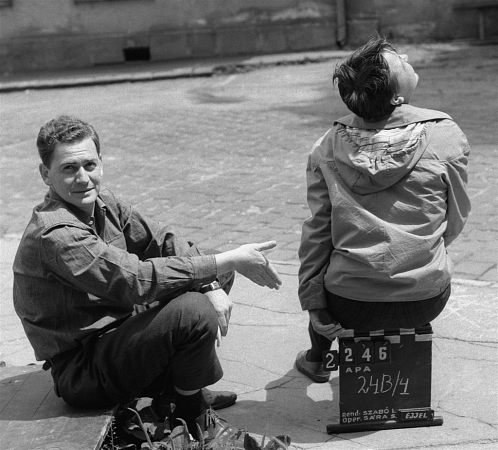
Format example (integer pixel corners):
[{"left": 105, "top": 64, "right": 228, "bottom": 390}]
[
  {"left": 0, "top": 42, "right": 481, "bottom": 93},
  {"left": 0, "top": 50, "right": 348, "bottom": 93}
]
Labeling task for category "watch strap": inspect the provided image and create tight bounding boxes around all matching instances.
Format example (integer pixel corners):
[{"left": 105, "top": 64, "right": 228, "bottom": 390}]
[{"left": 199, "top": 280, "right": 222, "bottom": 293}]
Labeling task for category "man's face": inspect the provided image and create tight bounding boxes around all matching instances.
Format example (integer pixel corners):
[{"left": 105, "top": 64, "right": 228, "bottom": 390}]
[
  {"left": 39, "top": 137, "right": 103, "bottom": 216},
  {"left": 383, "top": 50, "right": 419, "bottom": 104}
]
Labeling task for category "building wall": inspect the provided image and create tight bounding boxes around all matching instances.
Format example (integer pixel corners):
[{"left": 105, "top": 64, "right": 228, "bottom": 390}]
[
  {"left": 374, "top": 0, "right": 498, "bottom": 42},
  {"left": 1, "top": 0, "right": 497, "bottom": 74},
  {"left": 0, "top": 0, "right": 338, "bottom": 73},
  {"left": 0, "top": 0, "right": 337, "bottom": 38}
]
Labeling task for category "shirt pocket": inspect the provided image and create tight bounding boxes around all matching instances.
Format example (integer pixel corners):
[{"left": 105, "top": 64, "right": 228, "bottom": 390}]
[{"left": 105, "top": 230, "right": 127, "bottom": 250}]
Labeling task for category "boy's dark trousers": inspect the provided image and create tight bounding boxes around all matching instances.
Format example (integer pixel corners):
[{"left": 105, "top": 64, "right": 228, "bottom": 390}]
[{"left": 308, "top": 284, "right": 451, "bottom": 360}]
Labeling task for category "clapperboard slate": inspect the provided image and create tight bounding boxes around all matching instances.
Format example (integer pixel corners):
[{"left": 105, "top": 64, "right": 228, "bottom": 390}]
[{"left": 325, "top": 325, "right": 443, "bottom": 433}]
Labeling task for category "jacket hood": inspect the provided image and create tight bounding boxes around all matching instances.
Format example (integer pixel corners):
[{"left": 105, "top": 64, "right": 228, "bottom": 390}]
[{"left": 332, "top": 104, "right": 450, "bottom": 194}]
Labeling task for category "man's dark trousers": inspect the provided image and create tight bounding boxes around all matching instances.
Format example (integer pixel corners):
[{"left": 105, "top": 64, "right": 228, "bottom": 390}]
[{"left": 51, "top": 272, "right": 235, "bottom": 409}]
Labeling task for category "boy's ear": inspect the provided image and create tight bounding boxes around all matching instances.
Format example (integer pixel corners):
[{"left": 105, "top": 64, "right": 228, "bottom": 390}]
[
  {"left": 39, "top": 163, "right": 51, "bottom": 186},
  {"left": 391, "top": 95, "right": 405, "bottom": 106}
]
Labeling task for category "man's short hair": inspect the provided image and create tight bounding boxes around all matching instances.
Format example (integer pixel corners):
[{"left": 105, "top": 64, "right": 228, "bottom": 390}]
[
  {"left": 37, "top": 115, "right": 100, "bottom": 167},
  {"left": 333, "top": 36, "right": 398, "bottom": 121}
]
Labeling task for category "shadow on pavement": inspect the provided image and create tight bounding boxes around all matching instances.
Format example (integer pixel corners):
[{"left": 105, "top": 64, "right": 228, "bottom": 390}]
[{"left": 222, "top": 366, "right": 377, "bottom": 444}]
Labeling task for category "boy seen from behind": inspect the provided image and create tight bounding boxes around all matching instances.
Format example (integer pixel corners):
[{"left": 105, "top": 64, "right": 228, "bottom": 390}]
[{"left": 296, "top": 37, "right": 471, "bottom": 383}]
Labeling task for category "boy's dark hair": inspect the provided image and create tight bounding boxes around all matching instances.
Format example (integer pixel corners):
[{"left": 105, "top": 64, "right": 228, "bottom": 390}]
[
  {"left": 37, "top": 115, "right": 100, "bottom": 167},
  {"left": 333, "top": 36, "right": 398, "bottom": 121}
]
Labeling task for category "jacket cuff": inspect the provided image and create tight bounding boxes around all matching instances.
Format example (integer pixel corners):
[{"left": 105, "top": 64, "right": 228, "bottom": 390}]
[
  {"left": 299, "top": 283, "right": 328, "bottom": 310},
  {"left": 191, "top": 254, "right": 218, "bottom": 283}
]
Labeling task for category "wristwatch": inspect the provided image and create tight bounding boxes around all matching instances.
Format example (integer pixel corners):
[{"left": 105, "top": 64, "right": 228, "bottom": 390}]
[{"left": 199, "top": 280, "right": 222, "bottom": 293}]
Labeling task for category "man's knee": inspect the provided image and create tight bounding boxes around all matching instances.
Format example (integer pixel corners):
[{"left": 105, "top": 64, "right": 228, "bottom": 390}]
[{"left": 166, "top": 292, "right": 219, "bottom": 336}]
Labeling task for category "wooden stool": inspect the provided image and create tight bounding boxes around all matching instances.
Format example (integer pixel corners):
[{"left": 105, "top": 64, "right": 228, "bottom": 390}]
[{"left": 325, "top": 324, "right": 443, "bottom": 433}]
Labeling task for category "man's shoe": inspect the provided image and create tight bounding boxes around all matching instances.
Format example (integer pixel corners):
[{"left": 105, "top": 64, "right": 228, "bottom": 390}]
[
  {"left": 151, "top": 387, "right": 236, "bottom": 419},
  {"left": 202, "top": 387, "right": 237, "bottom": 410},
  {"left": 295, "top": 350, "right": 329, "bottom": 383}
]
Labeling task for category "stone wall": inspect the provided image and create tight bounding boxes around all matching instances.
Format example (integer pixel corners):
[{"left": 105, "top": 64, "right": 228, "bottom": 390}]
[
  {"left": 374, "top": 0, "right": 498, "bottom": 42},
  {"left": 0, "top": 0, "right": 339, "bottom": 74},
  {"left": 0, "top": 0, "right": 496, "bottom": 74}
]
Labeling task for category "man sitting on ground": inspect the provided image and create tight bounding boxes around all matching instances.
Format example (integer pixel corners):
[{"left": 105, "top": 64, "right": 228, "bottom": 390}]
[{"left": 13, "top": 115, "right": 283, "bottom": 442}]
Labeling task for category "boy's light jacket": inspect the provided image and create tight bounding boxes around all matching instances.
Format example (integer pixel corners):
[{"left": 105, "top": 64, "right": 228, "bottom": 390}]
[{"left": 298, "top": 104, "right": 471, "bottom": 309}]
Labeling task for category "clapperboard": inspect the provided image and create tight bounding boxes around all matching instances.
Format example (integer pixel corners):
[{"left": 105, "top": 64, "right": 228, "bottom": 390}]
[{"left": 325, "top": 325, "right": 443, "bottom": 433}]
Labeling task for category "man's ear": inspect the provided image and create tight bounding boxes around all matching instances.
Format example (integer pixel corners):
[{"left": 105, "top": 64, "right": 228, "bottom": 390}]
[
  {"left": 391, "top": 95, "right": 405, "bottom": 106},
  {"left": 39, "top": 163, "right": 51, "bottom": 186}
]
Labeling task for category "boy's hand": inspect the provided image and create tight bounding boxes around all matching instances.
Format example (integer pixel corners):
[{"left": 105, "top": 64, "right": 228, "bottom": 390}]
[{"left": 309, "top": 308, "right": 344, "bottom": 340}]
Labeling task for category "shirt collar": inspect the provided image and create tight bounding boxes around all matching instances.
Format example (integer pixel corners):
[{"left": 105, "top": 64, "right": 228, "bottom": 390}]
[{"left": 45, "top": 188, "right": 107, "bottom": 226}]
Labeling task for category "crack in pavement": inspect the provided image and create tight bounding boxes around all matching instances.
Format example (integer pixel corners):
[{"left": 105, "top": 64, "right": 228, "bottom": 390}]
[{"left": 434, "top": 335, "right": 498, "bottom": 345}]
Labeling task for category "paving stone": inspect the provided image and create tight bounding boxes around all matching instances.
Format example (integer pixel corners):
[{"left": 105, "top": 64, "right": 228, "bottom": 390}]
[{"left": 0, "top": 366, "right": 113, "bottom": 450}]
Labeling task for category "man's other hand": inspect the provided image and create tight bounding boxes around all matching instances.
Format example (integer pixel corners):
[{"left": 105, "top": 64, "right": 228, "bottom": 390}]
[{"left": 204, "top": 288, "right": 232, "bottom": 338}]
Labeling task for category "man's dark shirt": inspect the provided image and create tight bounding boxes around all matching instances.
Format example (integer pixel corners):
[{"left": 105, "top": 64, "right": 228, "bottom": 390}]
[{"left": 13, "top": 187, "right": 217, "bottom": 361}]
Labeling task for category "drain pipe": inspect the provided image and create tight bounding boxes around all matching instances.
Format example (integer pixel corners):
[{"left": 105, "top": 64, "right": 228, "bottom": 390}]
[{"left": 336, "top": 0, "right": 347, "bottom": 47}]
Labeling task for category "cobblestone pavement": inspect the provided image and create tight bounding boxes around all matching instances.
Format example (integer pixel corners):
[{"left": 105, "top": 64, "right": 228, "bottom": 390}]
[
  {"left": 0, "top": 42, "right": 497, "bottom": 449},
  {"left": 0, "top": 43, "right": 497, "bottom": 281}
]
